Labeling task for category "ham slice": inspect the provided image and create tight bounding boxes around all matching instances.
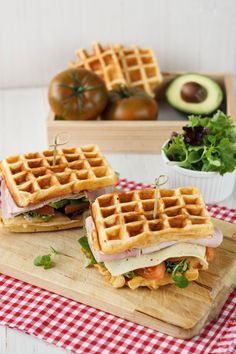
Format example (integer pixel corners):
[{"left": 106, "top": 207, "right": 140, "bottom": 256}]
[
  {"left": 85, "top": 216, "right": 223, "bottom": 263},
  {"left": 141, "top": 228, "right": 223, "bottom": 254},
  {"left": 1, "top": 180, "right": 114, "bottom": 220}
]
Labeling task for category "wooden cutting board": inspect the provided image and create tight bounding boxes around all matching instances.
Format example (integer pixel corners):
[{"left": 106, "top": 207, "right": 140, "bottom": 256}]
[{"left": 0, "top": 218, "right": 235, "bottom": 339}]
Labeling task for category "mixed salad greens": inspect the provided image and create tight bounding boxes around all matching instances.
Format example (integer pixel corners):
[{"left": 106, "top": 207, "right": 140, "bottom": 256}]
[{"left": 164, "top": 111, "right": 236, "bottom": 175}]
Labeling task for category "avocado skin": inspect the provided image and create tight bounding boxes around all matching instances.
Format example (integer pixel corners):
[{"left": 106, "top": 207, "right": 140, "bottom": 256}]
[{"left": 166, "top": 73, "right": 223, "bottom": 115}]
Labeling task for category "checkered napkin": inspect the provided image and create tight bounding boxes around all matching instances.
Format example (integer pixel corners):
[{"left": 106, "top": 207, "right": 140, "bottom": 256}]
[{"left": 0, "top": 178, "right": 236, "bottom": 354}]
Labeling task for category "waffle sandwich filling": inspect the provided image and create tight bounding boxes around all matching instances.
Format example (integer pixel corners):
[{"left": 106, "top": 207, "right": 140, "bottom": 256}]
[
  {"left": 80, "top": 188, "right": 223, "bottom": 289},
  {"left": 0, "top": 145, "right": 117, "bottom": 232}
]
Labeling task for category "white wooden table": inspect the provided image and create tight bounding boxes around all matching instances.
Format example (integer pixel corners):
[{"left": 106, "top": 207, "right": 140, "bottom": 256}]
[{"left": 0, "top": 87, "right": 235, "bottom": 353}]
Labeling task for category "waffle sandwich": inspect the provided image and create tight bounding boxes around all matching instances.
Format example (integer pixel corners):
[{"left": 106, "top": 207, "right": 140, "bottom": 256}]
[
  {"left": 0, "top": 145, "right": 117, "bottom": 232},
  {"left": 80, "top": 188, "right": 223, "bottom": 290}
]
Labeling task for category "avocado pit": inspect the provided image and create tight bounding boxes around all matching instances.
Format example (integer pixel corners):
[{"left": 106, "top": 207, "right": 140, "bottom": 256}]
[{"left": 181, "top": 82, "right": 207, "bottom": 103}]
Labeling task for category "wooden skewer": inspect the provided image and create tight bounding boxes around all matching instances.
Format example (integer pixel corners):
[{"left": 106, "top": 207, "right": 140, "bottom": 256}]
[
  {"left": 49, "top": 133, "right": 70, "bottom": 166},
  {"left": 153, "top": 174, "right": 169, "bottom": 219}
]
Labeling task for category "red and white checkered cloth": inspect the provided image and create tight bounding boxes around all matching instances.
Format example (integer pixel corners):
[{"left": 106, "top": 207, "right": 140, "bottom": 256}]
[{"left": 0, "top": 179, "right": 235, "bottom": 354}]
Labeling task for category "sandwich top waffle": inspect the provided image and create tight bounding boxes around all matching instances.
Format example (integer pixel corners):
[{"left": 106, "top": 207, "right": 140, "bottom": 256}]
[
  {"left": 0, "top": 145, "right": 117, "bottom": 208},
  {"left": 70, "top": 42, "right": 163, "bottom": 96},
  {"left": 91, "top": 187, "right": 214, "bottom": 255}
]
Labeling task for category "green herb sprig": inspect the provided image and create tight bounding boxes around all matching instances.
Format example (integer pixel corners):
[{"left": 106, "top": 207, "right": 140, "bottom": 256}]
[
  {"left": 166, "top": 259, "right": 189, "bottom": 288},
  {"left": 34, "top": 247, "right": 59, "bottom": 269}
]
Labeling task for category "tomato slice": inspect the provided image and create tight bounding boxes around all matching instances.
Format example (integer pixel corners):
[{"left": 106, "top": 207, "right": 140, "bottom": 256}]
[
  {"left": 64, "top": 202, "right": 89, "bottom": 215},
  {"left": 34, "top": 205, "right": 55, "bottom": 216},
  {"left": 135, "top": 262, "right": 166, "bottom": 281}
]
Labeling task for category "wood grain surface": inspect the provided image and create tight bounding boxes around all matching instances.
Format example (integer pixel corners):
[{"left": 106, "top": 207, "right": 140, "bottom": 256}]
[{"left": 0, "top": 218, "right": 235, "bottom": 339}]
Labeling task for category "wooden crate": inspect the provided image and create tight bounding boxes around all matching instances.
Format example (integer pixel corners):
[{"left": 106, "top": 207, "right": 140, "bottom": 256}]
[{"left": 47, "top": 72, "right": 236, "bottom": 152}]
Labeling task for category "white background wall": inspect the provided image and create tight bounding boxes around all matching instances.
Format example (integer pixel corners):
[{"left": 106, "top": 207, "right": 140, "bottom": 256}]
[{"left": 0, "top": 0, "right": 236, "bottom": 89}]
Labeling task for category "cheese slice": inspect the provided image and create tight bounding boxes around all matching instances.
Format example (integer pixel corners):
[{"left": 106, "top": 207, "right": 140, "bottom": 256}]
[{"left": 104, "top": 243, "right": 208, "bottom": 276}]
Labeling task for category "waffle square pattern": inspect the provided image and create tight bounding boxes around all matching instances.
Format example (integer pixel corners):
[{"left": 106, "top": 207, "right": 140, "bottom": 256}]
[
  {"left": 73, "top": 43, "right": 126, "bottom": 90},
  {"left": 115, "top": 44, "right": 163, "bottom": 95},
  {"left": 92, "top": 188, "right": 214, "bottom": 255},
  {"left": 70, "top": 42, "right": 163, "bottom": 96},
  {"left": 1, "top": 145, "right": 117, "bottom": 208}
]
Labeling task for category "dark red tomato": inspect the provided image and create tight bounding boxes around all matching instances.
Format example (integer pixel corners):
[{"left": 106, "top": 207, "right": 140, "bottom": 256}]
[
  {"left": 101, "top": 86, "right": 158, "bottom": 121},
  {"left": 48, "top": 68, "right": 108, "bottom": 120}
]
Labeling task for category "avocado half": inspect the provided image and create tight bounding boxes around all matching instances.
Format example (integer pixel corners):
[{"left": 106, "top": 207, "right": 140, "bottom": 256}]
[{"left": 166, "top": 73, "right": 223, "bottom": 115}]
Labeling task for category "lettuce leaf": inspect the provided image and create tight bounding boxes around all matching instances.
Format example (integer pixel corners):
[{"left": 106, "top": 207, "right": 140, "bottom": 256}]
[
  {"left": 50, "top": 196, "right": 88, "bottom": 209},
  {"left": 78, "top": 236, "right": 97, "bottom": 267},
  {"left": 50, "top": 199, "right": 69, "bottom": 209}
]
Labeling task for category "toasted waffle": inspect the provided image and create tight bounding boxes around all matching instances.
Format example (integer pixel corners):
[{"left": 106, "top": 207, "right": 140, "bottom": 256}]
[
  {"left": 0, "top": 145, "right": 117, "bottom": 208},
  {"left": 91, "top": 187, "right": 214, "bottom": 255},
  {"left": 70, "top": 42, "right": 126, "bottom": 90},
  {"left": 114, "top": 44, "right": 163, "bottom": 97},
  {"left": 70, "top": 42, "right": 162, "bottom": 96}
]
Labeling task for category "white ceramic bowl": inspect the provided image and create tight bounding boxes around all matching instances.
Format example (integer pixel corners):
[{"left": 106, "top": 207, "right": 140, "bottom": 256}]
[{"left": 161, "top": 142, "right": 236, "bottom": 204}]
